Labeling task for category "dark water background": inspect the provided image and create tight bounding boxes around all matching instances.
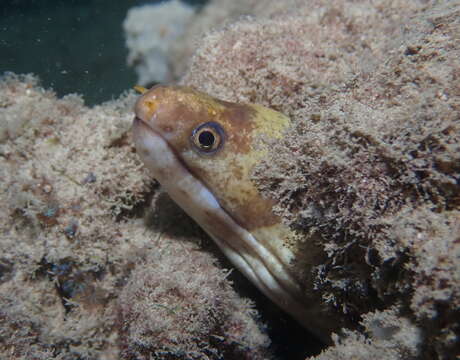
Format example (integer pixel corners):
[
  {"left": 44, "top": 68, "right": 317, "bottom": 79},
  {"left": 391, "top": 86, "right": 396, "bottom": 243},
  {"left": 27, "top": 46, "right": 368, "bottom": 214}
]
[{"left": 0, "top": 0, "right": 206, "bottom": 105}]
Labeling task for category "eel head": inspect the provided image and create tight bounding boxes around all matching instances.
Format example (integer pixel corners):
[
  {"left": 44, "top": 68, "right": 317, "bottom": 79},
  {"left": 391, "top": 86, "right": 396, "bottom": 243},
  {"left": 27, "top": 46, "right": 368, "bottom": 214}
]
[{"left": 132, "top": 85, "right": 337, "bottom": 341}]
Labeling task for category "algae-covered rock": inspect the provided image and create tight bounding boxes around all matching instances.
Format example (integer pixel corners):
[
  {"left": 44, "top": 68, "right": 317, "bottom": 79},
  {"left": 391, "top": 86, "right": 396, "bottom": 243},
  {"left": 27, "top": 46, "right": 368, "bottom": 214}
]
[
  {"left": 1, "top": 0, "right": 459, "bottom": 358},
  {"left": 123, "top": 0, "right": 195, "bottom": 85}
]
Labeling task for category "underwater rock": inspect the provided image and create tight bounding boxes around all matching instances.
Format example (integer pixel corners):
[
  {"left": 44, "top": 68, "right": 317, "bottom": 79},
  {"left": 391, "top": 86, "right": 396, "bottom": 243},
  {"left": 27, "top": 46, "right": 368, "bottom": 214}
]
[
  {"left": 118, "top": 237, "right": 271, "bottom": 359},
  {"left": 123, "top": 0, "right": 195, "bottom": 85},
  {"left": 1, "top": 0, "right": 459, "bottom": 358}
]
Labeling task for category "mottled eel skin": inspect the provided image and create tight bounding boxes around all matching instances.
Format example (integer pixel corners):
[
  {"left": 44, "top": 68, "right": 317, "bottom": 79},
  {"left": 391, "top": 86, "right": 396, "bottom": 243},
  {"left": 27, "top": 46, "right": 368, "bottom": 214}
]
[{"left": 132, "top": 85, "right": 340, "bottom": 342}]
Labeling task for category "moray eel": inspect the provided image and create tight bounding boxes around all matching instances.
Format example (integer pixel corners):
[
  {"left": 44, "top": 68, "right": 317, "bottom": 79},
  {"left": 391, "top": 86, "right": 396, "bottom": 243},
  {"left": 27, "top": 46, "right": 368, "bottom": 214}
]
[{"left": 132, "top": 85, "right": 339, "bottom": 341}]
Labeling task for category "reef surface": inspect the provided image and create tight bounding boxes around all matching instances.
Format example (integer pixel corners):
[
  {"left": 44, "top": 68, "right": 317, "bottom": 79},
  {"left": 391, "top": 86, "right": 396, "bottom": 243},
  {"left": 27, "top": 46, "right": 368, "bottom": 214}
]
[{"left": 1, "top": 0, "right": 459, "bottom": 359}]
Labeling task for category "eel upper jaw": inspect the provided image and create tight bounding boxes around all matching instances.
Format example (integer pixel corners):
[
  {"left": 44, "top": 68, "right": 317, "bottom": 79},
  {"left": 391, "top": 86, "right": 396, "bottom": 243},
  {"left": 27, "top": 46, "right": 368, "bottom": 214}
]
[{"left": 132, "top": 116, "right": 329, "bottom": 341}]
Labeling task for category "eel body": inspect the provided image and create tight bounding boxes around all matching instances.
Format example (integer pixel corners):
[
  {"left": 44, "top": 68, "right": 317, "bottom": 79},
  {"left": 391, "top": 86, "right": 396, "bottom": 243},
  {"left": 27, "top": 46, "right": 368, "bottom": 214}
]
[{"left": 132, "top": 85, "right": 339, "bottom": 341}]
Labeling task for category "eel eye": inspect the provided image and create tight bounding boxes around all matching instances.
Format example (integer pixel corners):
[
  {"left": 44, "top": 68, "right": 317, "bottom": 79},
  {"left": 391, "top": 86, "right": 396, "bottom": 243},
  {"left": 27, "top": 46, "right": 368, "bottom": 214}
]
[{"left": 191, "top": 122, "right": 225, "bottom": 154}]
